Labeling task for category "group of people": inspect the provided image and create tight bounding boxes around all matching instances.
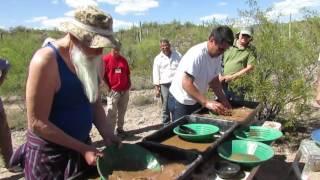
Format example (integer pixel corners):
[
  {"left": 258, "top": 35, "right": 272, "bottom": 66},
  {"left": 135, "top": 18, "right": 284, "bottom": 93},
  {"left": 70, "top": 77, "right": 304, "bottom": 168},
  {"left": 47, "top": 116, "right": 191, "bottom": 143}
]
[
  {"left": 153, "top": 26, "right": 256, "bottom": 125},
  {"left": 0, "top": 6, "right": 257, "bottom": 179}
]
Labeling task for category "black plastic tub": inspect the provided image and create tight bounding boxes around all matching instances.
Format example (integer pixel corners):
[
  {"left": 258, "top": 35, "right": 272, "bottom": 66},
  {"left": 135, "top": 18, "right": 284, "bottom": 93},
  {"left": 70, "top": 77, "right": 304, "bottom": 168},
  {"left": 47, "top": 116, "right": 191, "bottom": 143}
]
[
  {"left": 142, "top": 115, "right": 238, "bottom": 159},
  {"left": 138, "top": 141, "right": 202, "bottom": 180},
  {"left": 68, "top": 142, "right": 202, "bottom": 180},
  {"left": 193, "top": 100, "right": 261, "bottom": 124}
]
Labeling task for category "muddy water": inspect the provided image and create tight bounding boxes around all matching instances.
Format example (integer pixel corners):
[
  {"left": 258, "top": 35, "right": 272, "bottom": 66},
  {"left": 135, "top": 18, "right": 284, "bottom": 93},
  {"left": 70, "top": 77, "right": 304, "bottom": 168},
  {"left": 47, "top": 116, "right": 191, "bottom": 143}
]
[
  {"left": 161, "top": 135, "right": 212, "bottom": 152},
  {"left": 199, "top": 106, "right": 254, "bottom": 122},
  {"left": 108, "top": 162, "right": 186, "bottom": 180},
  {"left": 229, "top": 153, "right": 260, "bottom": 162}
]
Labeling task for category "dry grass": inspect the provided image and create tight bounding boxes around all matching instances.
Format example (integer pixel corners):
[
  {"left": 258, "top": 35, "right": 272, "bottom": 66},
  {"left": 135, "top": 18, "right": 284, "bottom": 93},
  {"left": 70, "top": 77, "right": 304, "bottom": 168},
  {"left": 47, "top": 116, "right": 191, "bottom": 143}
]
[
  {"left": 6, "top": 108, "right": 26, "bottom": 131},
  {"left": 130, "top": 76, "right": 153, "bottom": 90},
  {"left": 131, "top": 94, "right": 154, "bottom": 106}
]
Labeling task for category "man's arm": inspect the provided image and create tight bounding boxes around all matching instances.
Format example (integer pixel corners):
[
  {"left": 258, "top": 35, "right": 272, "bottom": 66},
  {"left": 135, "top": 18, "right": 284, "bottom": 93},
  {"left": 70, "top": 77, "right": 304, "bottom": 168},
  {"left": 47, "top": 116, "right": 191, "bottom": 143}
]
[
  {"left": 92, "top": 97, "right": 121, "bottom": 146},
  {"left": 26, "top": 48, "right": 101, "bottom": 165},
  {"left": 182, "top": 72, "right": 206, "bottom": 106},
  {"left": 182, "top": 72, "right": 228, "bottom": 114},
  {"left": 316, "top": 79, "right": 320, "bottom": 105},
  {"left": 0, "top": 69, "right": 8, "bottom": 86},
  {"left": 152, "top": 57, "right": 161, "bottom": 97},
  {"left": 222, "top": 64, "right": 254, "bottom": 82},
  {"left": 209, "top": 75, "right": 231, "bottom": 109},
  {"left": 0, "top": 60, "right": 10, "bottom": 86}
]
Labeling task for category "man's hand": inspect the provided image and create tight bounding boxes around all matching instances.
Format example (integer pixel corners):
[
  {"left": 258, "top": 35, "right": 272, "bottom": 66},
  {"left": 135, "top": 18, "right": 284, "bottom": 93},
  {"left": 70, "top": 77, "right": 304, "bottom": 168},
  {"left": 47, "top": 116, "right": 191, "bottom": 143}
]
[
  {"left": 205, "top": 100, "right": 230, "bottom": 115},
  {"left": 104, "top": 134, "right": 122, "bottom": 148},
  {"left": 220, "top": 99, "right": 232, "bottom": 109},
  {"left": 316, "top": 93, "right": 320, "bottom": 105},
  {"left": 155, "top": 86, "right": 161, "bottom": 98},
  {"left": 221, "top": 75, "right": 235, "bottom": 83},
  {"left": 82, "top": 146, "right": 103, "bottom": 166}
]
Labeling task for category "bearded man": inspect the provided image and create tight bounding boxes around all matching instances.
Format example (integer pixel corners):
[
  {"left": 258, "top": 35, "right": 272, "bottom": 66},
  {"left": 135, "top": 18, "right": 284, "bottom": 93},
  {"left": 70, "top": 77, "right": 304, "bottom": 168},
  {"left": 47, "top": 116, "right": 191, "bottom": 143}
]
[{"left": 10, "top": 6, "right": 121, "bottom": 179}]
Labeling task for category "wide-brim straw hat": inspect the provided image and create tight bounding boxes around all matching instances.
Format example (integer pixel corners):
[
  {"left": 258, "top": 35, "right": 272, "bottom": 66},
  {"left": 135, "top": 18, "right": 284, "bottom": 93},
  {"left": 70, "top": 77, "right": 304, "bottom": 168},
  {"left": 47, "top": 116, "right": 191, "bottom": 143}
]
[{"left": 59, "top": 6, "right": 117, "bottom": 48}]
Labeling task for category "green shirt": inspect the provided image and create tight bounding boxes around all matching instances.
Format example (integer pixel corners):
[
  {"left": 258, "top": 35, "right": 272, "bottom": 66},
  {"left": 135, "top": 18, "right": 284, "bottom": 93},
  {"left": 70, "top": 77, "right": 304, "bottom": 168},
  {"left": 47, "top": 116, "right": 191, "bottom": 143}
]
[{"left": 223, "top": 44, "right": 256, "bottom": 75}]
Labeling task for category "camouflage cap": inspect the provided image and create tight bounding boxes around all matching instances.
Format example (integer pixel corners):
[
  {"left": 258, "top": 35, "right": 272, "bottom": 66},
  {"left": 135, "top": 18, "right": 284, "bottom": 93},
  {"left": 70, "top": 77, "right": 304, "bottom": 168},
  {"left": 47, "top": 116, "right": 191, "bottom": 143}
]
[{"left": 59, "top": 6, "right": 116, "bottom": 48}]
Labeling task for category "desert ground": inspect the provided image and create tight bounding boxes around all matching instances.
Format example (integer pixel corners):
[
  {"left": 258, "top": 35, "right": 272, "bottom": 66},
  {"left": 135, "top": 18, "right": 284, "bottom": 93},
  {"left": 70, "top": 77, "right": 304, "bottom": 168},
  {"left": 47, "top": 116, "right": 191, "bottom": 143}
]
[{"left": 1, "top": 89, "right": 319, "bottom": 179}]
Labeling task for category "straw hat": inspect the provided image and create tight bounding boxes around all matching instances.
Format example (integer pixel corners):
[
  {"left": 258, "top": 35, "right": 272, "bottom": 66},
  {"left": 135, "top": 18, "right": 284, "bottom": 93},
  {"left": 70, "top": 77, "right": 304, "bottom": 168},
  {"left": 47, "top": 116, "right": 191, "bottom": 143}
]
[{"left": 59, "top": 6, "right": 116, "bottom": 48}]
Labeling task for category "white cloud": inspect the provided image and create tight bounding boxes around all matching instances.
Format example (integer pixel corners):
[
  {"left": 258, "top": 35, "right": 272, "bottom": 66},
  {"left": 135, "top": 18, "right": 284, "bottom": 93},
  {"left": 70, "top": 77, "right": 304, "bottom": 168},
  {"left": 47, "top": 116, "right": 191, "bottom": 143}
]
[
  {"left": 41, "top": 17, "right": 69, "bottom": 28},
  {"left": 25, "top": 16, "right": 68, "bottom": 29},
  {"left": 267, "top": 0, "right": 320, "bottom": 19},
  {"left": 26, "top": 16, "right": 49, "bottom": 23},
  {"left": 218, "top": 2, "right": 227, "bottom": 6},
  {"left": 0, "top": 25, "right": 7, "bottom": 30},
  {"left": 97, "top": 0, "right": 120, "bottom": 5},
  {"left": 113, "top": 19, "right": 136, "bottom": 31},
  {"left": 99, "top": 0, "right": 159, "bottom": 15},
  {"left": 51, "top": 0, "right": 59, "bottom": 5},
  {"left": 116, "top": 0, "right": 158, "bottom": 15},
  {"left": 200, "top": 13, "right": 228, "bottom": 22},
  {"left": 63, "top": 0, "right": 159, "bottom": 15},
  {"left": 64, "top": 10, "right": 76, "bottom": 17},
  {"left": 64, "top": 0, "right": 98, "bottom": 8},
  {"left": 25, "top": 15, "right": 135, "bottom": 32},
  {"left": 232, "top": 17, "right": 256, "bottom": 28}
]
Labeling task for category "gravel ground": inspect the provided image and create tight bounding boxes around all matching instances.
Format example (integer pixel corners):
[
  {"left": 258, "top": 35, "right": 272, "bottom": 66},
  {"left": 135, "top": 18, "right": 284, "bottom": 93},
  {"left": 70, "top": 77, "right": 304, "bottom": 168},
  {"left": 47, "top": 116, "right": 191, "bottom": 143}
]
[{"left": 1, "top": 89, "right": 319, "bottom": 179}]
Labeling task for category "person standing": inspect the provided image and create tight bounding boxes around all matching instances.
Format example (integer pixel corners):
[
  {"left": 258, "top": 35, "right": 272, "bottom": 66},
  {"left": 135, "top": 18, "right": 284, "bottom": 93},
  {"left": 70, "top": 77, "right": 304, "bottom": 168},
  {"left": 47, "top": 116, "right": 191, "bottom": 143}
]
[
  {"left": 103, "top": 40, "right": 131, "bottom": 136},
  {"left": 153, "top": 39, "right": 182, "bottom": 125},
  {"left": 221, "top": 26, "right": 257, "bottom": 101},
  {"left": 9, "top": 6, "right": 121, "bottom": 178},
  {"left": 0, "top": 58, "right": 12, "bottom": 169},
  {"left": 169, "top": 26, "right": 234, "bottom": 121}
]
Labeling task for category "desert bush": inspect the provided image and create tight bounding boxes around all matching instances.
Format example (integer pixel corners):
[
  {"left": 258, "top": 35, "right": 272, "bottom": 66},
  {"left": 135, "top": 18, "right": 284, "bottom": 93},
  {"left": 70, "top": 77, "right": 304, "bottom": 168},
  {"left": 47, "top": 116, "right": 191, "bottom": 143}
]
[{"left": 231, "top": 0, "right": 320, "bottom": 129}]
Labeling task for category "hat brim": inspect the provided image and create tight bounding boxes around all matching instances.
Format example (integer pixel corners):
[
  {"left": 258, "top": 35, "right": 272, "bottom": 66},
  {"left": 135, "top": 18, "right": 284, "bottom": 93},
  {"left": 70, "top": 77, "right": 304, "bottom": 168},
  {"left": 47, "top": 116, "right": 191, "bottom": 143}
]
[
  {"left": 59, "top": 21, "right": 116, "bottom": 48},
  {"left": 239, "top": 30, "right": 252, "bottom": 37}
]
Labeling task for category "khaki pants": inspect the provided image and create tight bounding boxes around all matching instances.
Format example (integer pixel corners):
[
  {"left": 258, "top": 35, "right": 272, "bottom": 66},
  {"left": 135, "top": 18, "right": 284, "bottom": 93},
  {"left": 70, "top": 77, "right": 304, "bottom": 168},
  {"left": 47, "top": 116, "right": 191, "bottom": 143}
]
[
  {"left": 106, "top": 90, "right": 129, "bottom": 132},
  {"left": 0, "top": 98, "right": 12, "bottom": 168}
]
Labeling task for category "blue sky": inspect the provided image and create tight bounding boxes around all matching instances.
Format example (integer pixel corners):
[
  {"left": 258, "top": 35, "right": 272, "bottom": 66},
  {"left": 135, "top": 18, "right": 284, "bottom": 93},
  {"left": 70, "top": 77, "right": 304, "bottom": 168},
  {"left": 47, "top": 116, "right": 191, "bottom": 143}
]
[{"left": 0, "top": 0, "right": 319, "bottom": 31}]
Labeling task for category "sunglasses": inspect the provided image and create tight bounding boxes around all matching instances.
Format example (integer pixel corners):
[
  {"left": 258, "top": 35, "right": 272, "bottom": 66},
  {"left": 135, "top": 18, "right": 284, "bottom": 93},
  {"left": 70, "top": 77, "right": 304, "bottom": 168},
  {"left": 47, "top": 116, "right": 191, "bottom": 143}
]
[{"left": 241, "top": 34, "right": 251, "bottom": 38}]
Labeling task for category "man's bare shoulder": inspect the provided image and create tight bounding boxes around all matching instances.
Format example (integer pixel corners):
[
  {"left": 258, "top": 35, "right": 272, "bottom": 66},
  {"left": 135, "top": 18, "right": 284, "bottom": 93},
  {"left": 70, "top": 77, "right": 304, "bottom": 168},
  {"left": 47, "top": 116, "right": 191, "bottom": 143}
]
[{"left": 29, "top": 47, "right": 57, "bottom": 71}]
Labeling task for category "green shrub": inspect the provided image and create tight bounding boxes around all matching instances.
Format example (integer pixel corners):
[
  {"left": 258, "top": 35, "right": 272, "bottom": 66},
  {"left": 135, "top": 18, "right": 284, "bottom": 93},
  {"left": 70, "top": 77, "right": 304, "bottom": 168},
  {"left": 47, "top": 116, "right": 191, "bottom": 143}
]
[{"left": 232, "top": 0, "right": 320, "bottom": 129}]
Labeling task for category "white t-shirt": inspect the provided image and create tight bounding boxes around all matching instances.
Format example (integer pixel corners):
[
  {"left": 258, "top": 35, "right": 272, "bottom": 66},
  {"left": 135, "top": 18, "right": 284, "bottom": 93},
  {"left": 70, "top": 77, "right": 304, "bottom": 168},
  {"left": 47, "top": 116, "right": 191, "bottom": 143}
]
[
  {"left": 169, "top": 41, "right": 222, "bottom": 105},
  {"left": 152, "top": 50, "right": 182, "bottom": 85}
]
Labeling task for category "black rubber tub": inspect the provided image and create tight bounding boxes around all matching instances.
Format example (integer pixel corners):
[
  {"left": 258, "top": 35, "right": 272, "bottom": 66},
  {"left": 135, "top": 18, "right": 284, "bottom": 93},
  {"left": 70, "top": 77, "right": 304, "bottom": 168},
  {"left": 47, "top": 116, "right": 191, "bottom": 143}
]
[
  {"left": 138, "top": 141, "right": 202, "bottom": 180},
  {"left": 68, "top": 142, "right": 202, "bottom": 180},
  {"left": 193, "top": 100, "right": 261, "bottom": 124},
  {"left": 142, "top": 115, "right": 238, "bottom": 159}
]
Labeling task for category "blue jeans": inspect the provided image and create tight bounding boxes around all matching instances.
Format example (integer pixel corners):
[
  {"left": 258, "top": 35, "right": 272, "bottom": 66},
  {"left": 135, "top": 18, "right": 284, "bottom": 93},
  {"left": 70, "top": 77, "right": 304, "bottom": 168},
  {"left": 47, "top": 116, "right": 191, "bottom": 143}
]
[
  {"left": 160, "top": 83, "right": 171, "bottom": 125},
  {"left": 168, "top": 93, "right": 201, "bottom": 121}
]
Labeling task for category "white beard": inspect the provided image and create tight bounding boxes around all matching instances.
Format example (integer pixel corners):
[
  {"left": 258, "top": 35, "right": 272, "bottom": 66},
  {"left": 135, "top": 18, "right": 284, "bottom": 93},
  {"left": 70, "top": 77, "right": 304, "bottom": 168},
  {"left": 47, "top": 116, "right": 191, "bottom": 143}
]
[{"left": 70, "top": 46, "right": 101, "bottom": 103}]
